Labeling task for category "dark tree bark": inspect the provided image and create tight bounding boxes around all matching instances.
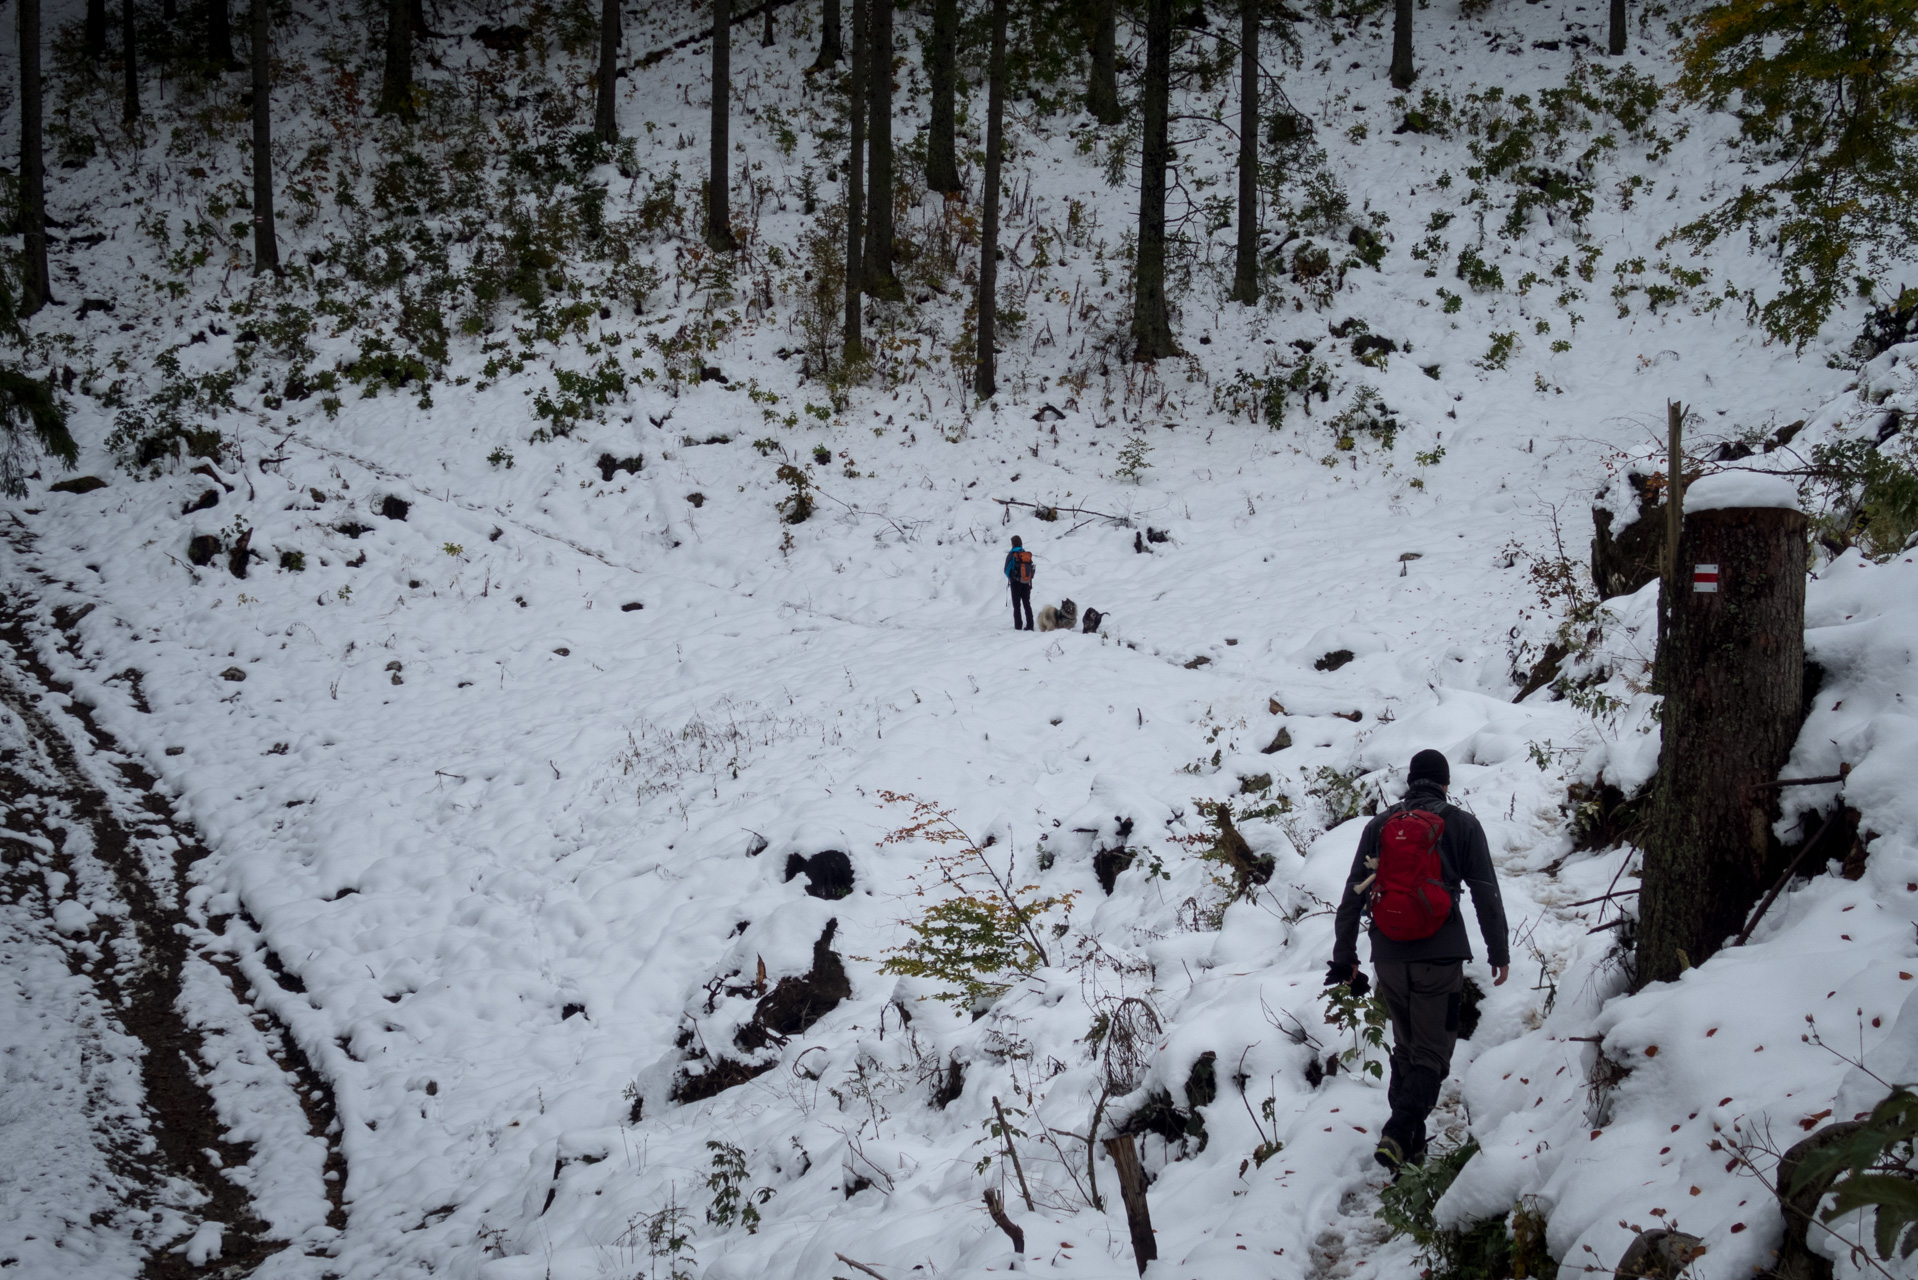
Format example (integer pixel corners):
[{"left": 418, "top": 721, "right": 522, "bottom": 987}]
[
  {"left": 378, "top": 0, "right": 414, "bottom": 117},
  {"left": 1087, "top": 0, "right": 1120, "bottom": 124},
  {"left": 250, "top": 0, "right": 278, "bottom": 273},
  {"left": 974, "top": 0, "right": 1006, "bottom": 399},
  {"left": 1389, "top": 0, "right": 1414, "bottom": 90},
  {"left": 1131, "top": 0, "right": 1177, "bottom": 361},
  {"left": 86, "top": 0, "right": 108, "bottom": 62},
  {"left": 762, "top": 5, "right": 775, "bottom": 46},
  {"left": 1228, "top": 0, "right": 1258, "bottom": 304},
  {"left": 595, "top": 0, "right": 620, "bottom": 145},
  {"left": 924, "top": 0, "right": 961, "bottom": 195},
  {"left": 122, "top": 0, "right": 139, "bottom": 122},
  {"left": 208, "top": 0, "right": 235, "bottom": 68},
  {"left": 844, "top": 0, "right": 867, "bottom": 361},
  {"left": 1635, "top": 504, "right": 1808, "bottom": 987},
  {"left": 17, "top": 0, "right": 51, "bottom": 317},
  {"left": 1104, "top": 1136, "right": 1157, "bottom": 1275},
  {"left": 707, "top": 0, "right": 738, "bottom": 249},
  {"left": 163, "top": 0, "right": 176, "bottom": 21},
  {"left": 1609, "top": 0, "right": 1626, "bottom": 55},
  {"left": 814, "top": 0, "right": 843, "bottom": 68},
  {"left": 863, "top": 0, "right": 901, "bottom": 298}
]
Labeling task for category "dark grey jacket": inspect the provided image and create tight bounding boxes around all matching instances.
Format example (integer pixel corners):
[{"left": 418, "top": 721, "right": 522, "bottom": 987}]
[{"left": 1332, "top": 781, "right": 1510, "bottom": 968}]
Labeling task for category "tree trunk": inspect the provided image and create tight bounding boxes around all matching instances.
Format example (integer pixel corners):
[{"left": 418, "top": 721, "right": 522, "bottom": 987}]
[
  {"left": 1635, "top": 504, "right": 1808, "bottom": 988},
  {"left": 843, "top": 0, "right": 867, "bottom": 362},
  {"left": 707, "top": 0, "right": 738, "bottom": 250},
  {"left": 163, "top": 0, "right": 176, "bottom": 21},
  {"left": 379, "top": 0, "right": 414, "bottom": 117},
  {"left": 1131, "top": 0, "right": 1177, "bottom": 361},
  {"left": 1228, "top": 0, "right": 1258, "bottom": 305},
  {"left": 924, "top": 0, "right": 961, "bottom": 195},
  {"left": 813, "top": 0, "right": 843, "bottom": 68},
  {"left": 86, "top": 0, "right": 107, "bottom": 62},
  {"left": 1088, "top": 0, "right": 1121, "bottom": 124},
  {"left": 1389, "top": 0, "right": 1414, "bottom": 91},
  {"left": 975, "top": 0, "right": 1006, "bottom": 400},
  {"left": 121, "top": 0, "right": 139, "bottom": 121},
  {"left": 595, "top": 0, "right": 620, "bottom": 145},
  {"left": 1609, "top": 0, "right": 1626, "bottom": 55},
  {"left": 1103, "top": 1136, "right": 1157, "bottom": 1275},
  {"left": 18, "top": 0, "right": 51, "bottom": 317},
  {"left": 250, "top": 0, "right": 277, "bottom": 274},
  {"left": 762, "top": 5, "right": 775, "bottom": 46},
  {"left": 863, "top": 0, "right": 901, "bottom": 299},
  {"left": 208, "top": 0, "right": 234, "bottom": 68}
]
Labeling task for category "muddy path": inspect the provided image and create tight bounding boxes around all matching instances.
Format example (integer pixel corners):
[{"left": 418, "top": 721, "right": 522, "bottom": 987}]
[{"left": 0, "top": 556, "right": 347, "bottom": 1277}]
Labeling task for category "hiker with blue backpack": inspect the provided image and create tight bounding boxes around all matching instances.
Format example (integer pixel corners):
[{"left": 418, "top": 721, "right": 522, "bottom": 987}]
[
  {"left": 1004, "top": 535, "right": 1035, "bottom": 631},
  {"left": 1327, "top": 749, "right": 1510, "bottom": 1176}
]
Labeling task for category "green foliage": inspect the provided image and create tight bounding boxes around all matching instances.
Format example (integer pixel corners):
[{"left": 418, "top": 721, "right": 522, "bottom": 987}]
[
  {"left": 1677, "top": 0, "right": 1918, "bottom": 347},
  {"left": 1115, "top": 431, "right": 1153, "bottom": 482},
  {"left": 532, "top": 358, "right": 627, "bottom": 439},
  {"left": 1377, "top": 1143, "right": 1532, "bottom": 1280},
  {"left": 1479, "top": 331, "right": 1519, "bottom": 370},
  {"left": 1321, "top": 980, "right": 1389, "bottom": 1078},
  {"left": 774, "top": 463, "right": 814, "bottom": 524},
  {"left": 875, "top": 793, "right": 1076, "bottom": 1005},
  {"left": 1791, "top": 1087, "right": 1918, "bottom": 1261},
  {"left": 1807, "top": 430, "right": 1918, "bottom": 558},
  {"left": 623, "top": 1192, "right": 696, "bottom": 1280},
  {"left": 106, "top": 348, "right": 232, "bottom": 474},
  {"left": 1329, "top": 386, "right": 1401, "bottom": 451},
  {"left": 704, "top": 1142, "right": 775, "bottom": 1235},
  {"left": 1457, "top": 246, "right": 1505, "bottom": 294}
]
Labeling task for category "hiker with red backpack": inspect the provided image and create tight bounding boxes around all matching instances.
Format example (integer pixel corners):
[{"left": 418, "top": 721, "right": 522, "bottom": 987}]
[
  {"left": 1327, "top": 749, "right": 1510, "bottom": 1176},
  {"left": 1004, "top": 535, "right": 1036, "bottom": 631}
]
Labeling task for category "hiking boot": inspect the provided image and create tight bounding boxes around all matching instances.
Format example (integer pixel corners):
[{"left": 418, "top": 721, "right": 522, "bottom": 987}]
[{"left": 1374, "top": 1134, "right": 1408, "bottom": 1174}]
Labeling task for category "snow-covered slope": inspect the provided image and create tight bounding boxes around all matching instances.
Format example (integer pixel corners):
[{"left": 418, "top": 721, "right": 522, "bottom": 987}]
[{"left": 5, "top": 2, "right": 1917, "bottom": 1278}]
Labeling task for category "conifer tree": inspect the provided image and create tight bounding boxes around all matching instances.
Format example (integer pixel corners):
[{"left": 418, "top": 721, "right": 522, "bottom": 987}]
[
  {"left": 379, "top": 0, "right": 414, "bottom": 117},
  {"left": 86, "top": 0, "right": 108, "bottom": 62},
  {"left": 925, "top": 0, "right": 962, "bottom": 196},
  {"left": 708, "top": 0, "right": 739, "bottom": 250},
  {"left": 1229, "top": 0, "right": 1259, "bottom": 304},
  {"left": 17, "top": 0, "right": 51, "bottom": 318},
  {"left": 123, "top": 0, "right": 139, "bottom": 122},
  {"left": 251, "top": 0, "right": 278, "bottom": 273},
  {"left": 1677, "top": 0, "right": 1918, "bottom": 345},
  {"left": 976, "top": 0, "right": 1007, "bottom": 398},
  {"left": 815, "top": 0, "right": 844, "bottom": 68},
  {"left": 208, "top": 0, "right": 235, "bottom": 68},
  {"left": 1389, "top": 0, "right": 1414, "bottom": 90},
  {"left": 596, "top": 0, "right": 621, "bottom": 146},
  {"left": 1131, "top": 0, "right": 1177, "bottom": 360},
  {"left": 846, "top": 0, "right": 869, "bottom": 359},
  {"left": 864, "top": 0, "right": 902, "bottom": 298},
  {"left": 1087, "top": 0, "right": 1121, "bottom": 124}
]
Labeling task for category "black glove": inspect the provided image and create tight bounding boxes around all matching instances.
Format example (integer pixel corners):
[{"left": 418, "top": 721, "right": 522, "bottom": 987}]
[{"left": 1323, "top": 962, "right": 1371, "bottom": 997}]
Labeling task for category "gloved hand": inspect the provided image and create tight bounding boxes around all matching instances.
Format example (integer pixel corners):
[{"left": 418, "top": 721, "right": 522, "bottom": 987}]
[{"left": 1323, "top": 963, "right": 1371, "bottom": 997}]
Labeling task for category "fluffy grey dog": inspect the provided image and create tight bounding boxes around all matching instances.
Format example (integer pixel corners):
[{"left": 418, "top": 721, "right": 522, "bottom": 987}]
[{"left": 1036, "top": 598, "right": 1078, "bottom": 632}]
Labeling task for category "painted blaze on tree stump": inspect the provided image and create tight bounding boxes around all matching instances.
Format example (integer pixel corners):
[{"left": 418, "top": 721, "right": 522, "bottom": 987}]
[{"left": 1636, "top": 489, "right": 1807, "bottom": 987}]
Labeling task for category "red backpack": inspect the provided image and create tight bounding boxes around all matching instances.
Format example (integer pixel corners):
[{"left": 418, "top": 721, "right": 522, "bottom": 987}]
[{"left": 1367, "top": 806, "right": 1453, "bottom": 941}]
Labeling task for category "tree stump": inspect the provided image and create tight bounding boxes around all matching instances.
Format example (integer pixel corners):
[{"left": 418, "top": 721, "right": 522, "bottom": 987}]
[
  {"left": 1103, "top": 1134, "right": 1156, "bottom": 1274},
  {"left": 1636, "top": 504, "right": 1806, "bottom": 987}
]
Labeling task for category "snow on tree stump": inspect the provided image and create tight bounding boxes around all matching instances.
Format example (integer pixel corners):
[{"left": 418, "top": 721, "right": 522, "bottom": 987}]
[{"left": 1636, "top": 474, "right": 1807, "bottom": 988}]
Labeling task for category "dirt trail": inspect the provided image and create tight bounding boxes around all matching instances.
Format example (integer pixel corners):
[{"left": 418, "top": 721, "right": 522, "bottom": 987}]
[{"left": 0, "top": 560, "right": 346, "bottom": 1277}]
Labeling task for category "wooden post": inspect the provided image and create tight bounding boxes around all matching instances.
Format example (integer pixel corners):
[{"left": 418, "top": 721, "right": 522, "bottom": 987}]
[
  {"left": 1103, "top": 1135, "right": 1156, "bottom": 1275},
  {"left": 1636, "top": 498, "right": 1807, "bottom": 987},
  {"left": 1665, "top": 402, "right": 1684, "bottom": 583}
]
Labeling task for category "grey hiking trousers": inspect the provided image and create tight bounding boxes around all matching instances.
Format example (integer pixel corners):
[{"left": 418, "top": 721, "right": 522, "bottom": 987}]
[{"left": 1375, "top": 958, "right": 1465, "bottom": 1078}]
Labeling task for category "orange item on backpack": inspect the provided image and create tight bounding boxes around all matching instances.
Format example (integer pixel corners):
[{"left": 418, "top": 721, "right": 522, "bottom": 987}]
[{"left": 1009, "top": 549, "right": 1034, "bottom": 585}]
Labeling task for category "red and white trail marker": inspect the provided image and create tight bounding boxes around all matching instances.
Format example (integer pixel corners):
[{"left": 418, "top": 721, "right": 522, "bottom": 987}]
[{"left": 1693, "top": 563, "right": 1719, "bottom": 593}]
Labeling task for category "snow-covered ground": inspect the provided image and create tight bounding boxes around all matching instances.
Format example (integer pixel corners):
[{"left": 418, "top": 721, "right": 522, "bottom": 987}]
[{"left": 4, "top": 2, "right": 1918, "bottom": 1277}]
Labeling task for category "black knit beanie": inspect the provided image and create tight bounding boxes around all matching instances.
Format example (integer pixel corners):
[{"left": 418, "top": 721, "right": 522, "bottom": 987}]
[{"left": 1407, "top": 749, "right": 1450, "bottom": 787}]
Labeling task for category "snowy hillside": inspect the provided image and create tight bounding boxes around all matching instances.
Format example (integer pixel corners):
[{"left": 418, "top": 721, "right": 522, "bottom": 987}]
[{"left": 4, "top": 3, "right": 1917, "bottom": 1279}]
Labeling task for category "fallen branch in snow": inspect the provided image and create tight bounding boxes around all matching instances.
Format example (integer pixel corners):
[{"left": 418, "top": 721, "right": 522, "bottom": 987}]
[
  {"left": 1562, "top": 888, "right": 1639, "bottom": 908},
  {"left": 637, "top": 0, "right": 803, "bottom": 66},
  {"left": 992, "top": 497, "right": 1131, "bottom": 527},
  {"left": 1735, "top": 805, "right": 1844, "bottom": 946},
  {"left": 982, "top": 1188, "right": 1025, "bottom": 1255},
  {"left": 833, "top": 1253, "right": 891, "bottom": 1280}
]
